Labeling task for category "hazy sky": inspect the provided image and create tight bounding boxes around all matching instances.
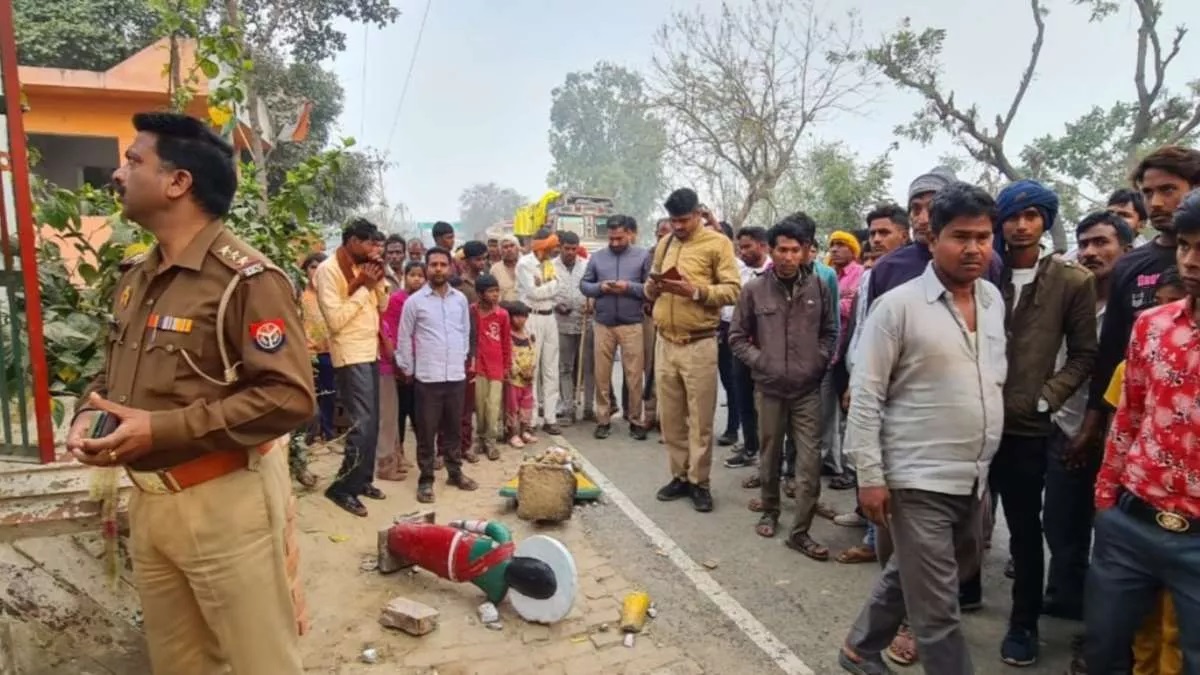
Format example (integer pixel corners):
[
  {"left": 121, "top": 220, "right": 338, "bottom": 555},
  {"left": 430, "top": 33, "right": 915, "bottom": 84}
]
[{"left": 327, "top": 0, "right": 1200, "bottom": 223}]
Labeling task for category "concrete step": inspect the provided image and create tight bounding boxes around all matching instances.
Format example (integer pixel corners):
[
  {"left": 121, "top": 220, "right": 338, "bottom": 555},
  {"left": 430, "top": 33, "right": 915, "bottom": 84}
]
[
  {"left": 0, "top": 461, "right": 130, "bottom": 542},
  {"left": 0, "top": 533, "right": 148, "bottom": 674}
]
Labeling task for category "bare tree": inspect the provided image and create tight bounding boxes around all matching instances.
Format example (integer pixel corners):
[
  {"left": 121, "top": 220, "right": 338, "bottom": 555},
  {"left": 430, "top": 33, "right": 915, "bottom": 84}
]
[
  {"left": 650, "top": 0, "right": 876, "bottom": 228},
  {"left": 868, "top": 0, "right": 1047, "bottom": 182}
]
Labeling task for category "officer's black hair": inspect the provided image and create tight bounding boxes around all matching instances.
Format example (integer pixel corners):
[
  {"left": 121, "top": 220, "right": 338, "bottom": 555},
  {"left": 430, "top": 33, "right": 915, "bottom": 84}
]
[
  {"left": 663, "top": 188, "right": 700, "bottom": 217},
  {"left": 342, "top": 218, "right": 379, "bottom": 244},
  {"left": 132, "top": 112, "right": 236, "bottom": 219}
]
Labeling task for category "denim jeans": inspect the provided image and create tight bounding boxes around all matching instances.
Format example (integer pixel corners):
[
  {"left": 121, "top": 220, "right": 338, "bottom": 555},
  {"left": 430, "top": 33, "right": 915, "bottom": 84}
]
[
  {"left": 1086, "top": 494, "right": 1200, "bottom": 672},
  {"left": 717, "top": 321, "right": 738, "bottom": 438},
  {"left": 329, "top": 362, "right": 379, "bottom": 496},
  {"left": 1043, "top": 426, "right": 1099, "bottom": 610},
  {"left": 731, "top": 357, "right": 759, "bottom": 456},
  {"left": 313, "top": 352, "right": 336, "bottom": 440}
]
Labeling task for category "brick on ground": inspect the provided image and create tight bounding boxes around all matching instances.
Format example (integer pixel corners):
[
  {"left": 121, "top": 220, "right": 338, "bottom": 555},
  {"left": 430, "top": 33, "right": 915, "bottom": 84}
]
[
  {"left": 379, "top": 597, "right": 439, "bottom": 636},
  {"left": 589, "top": 628, "right": 624, "bottom": 650}
]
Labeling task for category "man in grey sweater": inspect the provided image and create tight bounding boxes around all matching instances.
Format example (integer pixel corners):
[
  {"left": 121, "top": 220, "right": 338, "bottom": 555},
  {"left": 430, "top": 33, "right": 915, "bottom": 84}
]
[{"left": 580, "top": 215, "right": 652, "bottom": 440}]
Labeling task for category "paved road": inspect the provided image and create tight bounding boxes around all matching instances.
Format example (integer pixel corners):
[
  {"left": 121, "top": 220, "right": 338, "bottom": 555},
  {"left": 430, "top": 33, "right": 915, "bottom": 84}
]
[{"left": 560, "top": 398, "right": 1081, "bottom": 675}]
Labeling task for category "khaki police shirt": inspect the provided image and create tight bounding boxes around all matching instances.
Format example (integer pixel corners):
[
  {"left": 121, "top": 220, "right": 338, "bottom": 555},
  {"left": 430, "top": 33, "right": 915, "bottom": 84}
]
[{"left": 81, "top": 221, "right": 316, "bottom": 471}]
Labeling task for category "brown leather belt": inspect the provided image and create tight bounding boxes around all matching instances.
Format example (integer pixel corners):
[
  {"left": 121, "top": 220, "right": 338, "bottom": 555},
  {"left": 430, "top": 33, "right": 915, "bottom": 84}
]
[
  {"left": 658, "top": 330, "right": 716, "bottom": 346},
  {"left": 534, "top": 309, "right": 554, "bottom": 315},
  {"left": 127, "top": 443, "right": 272, "bottom": 494}
]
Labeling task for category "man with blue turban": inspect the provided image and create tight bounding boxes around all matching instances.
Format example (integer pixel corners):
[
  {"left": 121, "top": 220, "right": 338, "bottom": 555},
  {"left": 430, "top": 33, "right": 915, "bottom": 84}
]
[{"left": 976, "top": 179, "right": 1098, "bottom": 667}]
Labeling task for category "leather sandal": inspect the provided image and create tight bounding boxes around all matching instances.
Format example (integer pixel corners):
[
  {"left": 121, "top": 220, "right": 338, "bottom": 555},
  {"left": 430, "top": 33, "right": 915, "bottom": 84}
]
[
  {"left": 447, "top": 474, "right": 478, "bottom": 491},
  {"left": 784, "top": 533, "right": 830, "bottom": 561}
]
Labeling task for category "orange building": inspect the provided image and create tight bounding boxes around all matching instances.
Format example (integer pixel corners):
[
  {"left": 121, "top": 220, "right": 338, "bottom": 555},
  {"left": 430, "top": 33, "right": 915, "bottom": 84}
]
[{"left": 19, "top": 38, "right": 261, "bottom": 264}]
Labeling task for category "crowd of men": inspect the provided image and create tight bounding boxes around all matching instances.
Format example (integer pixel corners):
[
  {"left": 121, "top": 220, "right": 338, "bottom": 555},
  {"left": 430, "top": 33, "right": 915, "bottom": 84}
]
[
  {"left": 298, "top": 144, "right": 1200, "bottom": 674},
  {"left": 59, "top": 109, "right": 1199, "bottom": 673}
]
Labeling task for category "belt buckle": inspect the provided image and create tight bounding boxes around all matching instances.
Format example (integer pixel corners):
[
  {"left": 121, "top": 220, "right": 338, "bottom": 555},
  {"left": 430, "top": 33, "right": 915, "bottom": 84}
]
[
  {"left": 127, "top": 470, "right": 180, "bottom": 495},
  {"left": 1155, "top": 510, "right": 1190, "bottom": 533}
]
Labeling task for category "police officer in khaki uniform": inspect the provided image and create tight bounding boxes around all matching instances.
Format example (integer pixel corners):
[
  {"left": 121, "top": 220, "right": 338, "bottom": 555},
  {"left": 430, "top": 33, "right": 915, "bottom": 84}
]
[{"left": 66, "top": 112, "right": 315, "bottom": 674}]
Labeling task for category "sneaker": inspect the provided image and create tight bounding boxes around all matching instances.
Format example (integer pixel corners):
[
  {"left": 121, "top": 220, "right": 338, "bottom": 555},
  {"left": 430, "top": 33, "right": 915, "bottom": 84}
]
[
  {"left": 543, "top": 423, "right": 562, "bottom": 436},
  {"left": 834, "top": 511, "right": 867, "bottom": 527},
  {"left": 724, "top": 451, "right": 756, "bottom": 468},
  {"left": 594, "top": 424, "right": 611, "bottom": 440},
  {"left": 630, "top": 425, "right": 648, "bottom": 441},
  {"left": 656, "top": 477, "right": 691, "bottom": 502},
  {"left": 690, "top": 485, "right": 714, "bottom": 512},
  {"left": 1000, "top": 627, "right": 1039, "bottom": 667},
  {"left": 717, "top": 432, "right": 738, "bottom": 447}
]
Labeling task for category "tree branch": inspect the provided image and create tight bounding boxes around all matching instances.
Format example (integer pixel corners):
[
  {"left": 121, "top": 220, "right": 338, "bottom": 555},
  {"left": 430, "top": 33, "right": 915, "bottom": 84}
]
[{"left": 999, "top": 0, "right": 1046, "bottom": 136}]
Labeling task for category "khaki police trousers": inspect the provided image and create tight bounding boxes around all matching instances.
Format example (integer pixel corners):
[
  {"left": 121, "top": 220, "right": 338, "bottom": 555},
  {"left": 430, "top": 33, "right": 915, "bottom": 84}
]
[
  {"left": 655, "top": 335, "right": 718, "bottom": 487},
  {"left": 130, "top": 442, "right": 304, "bottom": 675}
]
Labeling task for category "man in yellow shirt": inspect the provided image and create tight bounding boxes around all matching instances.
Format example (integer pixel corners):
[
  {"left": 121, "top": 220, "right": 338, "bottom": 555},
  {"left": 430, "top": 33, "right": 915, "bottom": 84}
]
[
  {"left": 315, "top": 219, "right": 391, "bottom": 517},
  {"left": 645, "top": 189, "right": 741, "bottom": 512}
]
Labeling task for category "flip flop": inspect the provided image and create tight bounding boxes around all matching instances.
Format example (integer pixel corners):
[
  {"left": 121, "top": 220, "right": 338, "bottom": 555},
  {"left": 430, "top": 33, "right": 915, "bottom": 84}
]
[
  {"left": 836, "top": 545, "right": 878, "bottom": 565},
  {"left": 884, "top": 625, "right": 919, "bottom": 666},
  {"left": 755, "top": 512, "right": 779, "bottom": 538},
  {"left": 784, "top": 533, "right": 829, "bottom": 562},
  {"left": 742, "top": 475, "right": 762, "bottom": 489}
]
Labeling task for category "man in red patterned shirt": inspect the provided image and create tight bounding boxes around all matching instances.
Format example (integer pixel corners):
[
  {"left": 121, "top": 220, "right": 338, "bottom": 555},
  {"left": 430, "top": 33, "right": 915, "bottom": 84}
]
[{"left": 1084, "top": 188, "right": 1200, "bottom": 671}]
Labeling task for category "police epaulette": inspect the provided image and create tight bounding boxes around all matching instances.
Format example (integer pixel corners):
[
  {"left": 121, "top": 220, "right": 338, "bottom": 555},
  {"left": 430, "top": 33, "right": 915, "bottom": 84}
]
[
  {"left": 118, "top": 253, "right": 146, "bottom": 272},
  {"left": 239, "top": 261, "right": 266, "bottom": 277}
]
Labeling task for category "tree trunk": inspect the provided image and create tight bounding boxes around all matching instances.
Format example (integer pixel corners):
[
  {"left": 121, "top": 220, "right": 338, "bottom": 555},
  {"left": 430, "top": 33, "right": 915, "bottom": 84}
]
[{"left": 167, "top": 34, "right": 183, "bottom": 110}]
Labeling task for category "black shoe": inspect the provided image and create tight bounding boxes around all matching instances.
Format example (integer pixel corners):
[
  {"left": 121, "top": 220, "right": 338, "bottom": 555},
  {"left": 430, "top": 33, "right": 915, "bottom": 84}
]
[
  {"left": 717, "top": 432, "right": 737, "bottom": 447},
  {"left": 594, "top": 424, "right": 611, "bottom": 440},
  {"left": 630, "top": 425, "right": 648, "bottom": 441},
  {"left": 1000, "top": 627, "right": 1039, "bottom": 667},
  {"left": 543, "top": 423, "right": 562, "bottom": 436},
  {"left": 959, "top": 588, "right": 983, "bottom": 613},
  {"left": 690, "top": 486, "right": 714, "bottom": 512},
  {"left": 724, "top": 451, "right": 756, "bottom": 468},
  {"left": 656, "top": 477, "right": 691, "bottom": 501},
  {"left": 361, "top": 484, "right": 386, "bottom": 500},
  {"left": 325, "top": 489, "right": 368, "bottom": 517}
]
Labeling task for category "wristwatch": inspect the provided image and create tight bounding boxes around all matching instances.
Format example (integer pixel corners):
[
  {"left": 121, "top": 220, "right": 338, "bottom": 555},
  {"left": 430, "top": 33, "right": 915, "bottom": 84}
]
[
  {"left": 691, "top": 287, "right": 701, "bottom": 301},
  {"left": 1037, "top": 398, "right": 1050, "bottom": 413}
]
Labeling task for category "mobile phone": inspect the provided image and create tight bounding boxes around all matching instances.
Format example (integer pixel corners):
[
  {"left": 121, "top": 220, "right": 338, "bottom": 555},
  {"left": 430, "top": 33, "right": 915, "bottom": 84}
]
[{"left": 89, "top": 411, "right": 119, "bottom": 439}]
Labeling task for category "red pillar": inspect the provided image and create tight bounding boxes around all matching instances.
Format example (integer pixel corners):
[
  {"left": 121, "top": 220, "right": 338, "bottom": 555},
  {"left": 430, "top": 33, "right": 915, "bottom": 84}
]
[{"left": 0, "top": 0, "right": 58, "bottom": 463}]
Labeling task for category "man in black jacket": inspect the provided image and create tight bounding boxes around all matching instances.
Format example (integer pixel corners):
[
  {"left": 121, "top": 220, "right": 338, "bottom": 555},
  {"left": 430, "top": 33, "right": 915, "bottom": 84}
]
[{"left": 730, "top": 213, "right": 837, "bottom": 560}]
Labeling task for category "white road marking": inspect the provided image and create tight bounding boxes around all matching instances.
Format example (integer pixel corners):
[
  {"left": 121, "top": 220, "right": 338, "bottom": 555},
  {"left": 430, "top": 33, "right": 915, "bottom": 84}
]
[{"left": 569, "top": 449, "right": 815, "bottom": 675}]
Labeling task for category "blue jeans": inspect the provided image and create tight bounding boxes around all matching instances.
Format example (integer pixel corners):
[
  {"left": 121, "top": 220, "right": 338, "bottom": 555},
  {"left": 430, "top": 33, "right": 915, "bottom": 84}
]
[
  {"left": 313, "top": 352, "right": 336, "bottom": 440},
  {"left": 1085, "top": 493, "right": 1200, "bottom": 672},
  {"left": 1044, "top": 426, "right": 1099, "bottom": 610},
  {"left": 731, "top": 358, "right": 759, "bottom": 456}
]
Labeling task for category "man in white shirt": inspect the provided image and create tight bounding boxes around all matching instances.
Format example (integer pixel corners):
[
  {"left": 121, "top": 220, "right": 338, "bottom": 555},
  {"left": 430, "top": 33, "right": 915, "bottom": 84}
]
[
  {"left": 553, "top": 231, "right": 591, "bottom": 424},
  {"left": 517, "top": 228, "right": 563, "bottom": 434},
  {"left": 723, "top": 226, "right": 771, "bottom": 469},
  {"left": 839, "top": 182, "right": 1005, "bottom": 675}
]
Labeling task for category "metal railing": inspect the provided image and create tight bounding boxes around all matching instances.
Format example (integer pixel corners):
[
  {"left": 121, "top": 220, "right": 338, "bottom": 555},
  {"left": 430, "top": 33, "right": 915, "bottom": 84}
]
[{"left": 0, "top": 0, "right": 57, "bottom": 463}]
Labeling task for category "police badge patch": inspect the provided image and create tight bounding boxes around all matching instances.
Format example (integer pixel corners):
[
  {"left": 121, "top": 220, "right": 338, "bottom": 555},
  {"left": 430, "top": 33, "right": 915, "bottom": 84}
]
[{"left": 250, "top": 319, "right": 286, "bottom": 352}]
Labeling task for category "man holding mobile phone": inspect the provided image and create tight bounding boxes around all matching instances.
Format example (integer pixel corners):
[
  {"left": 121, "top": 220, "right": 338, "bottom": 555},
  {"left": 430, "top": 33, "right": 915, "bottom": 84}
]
[
  {"left": 64, "top": 113, "right": 315, "bottom": 674},
  {"left": 645, "top": 189, "right": 741, "bottom": 512}
]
